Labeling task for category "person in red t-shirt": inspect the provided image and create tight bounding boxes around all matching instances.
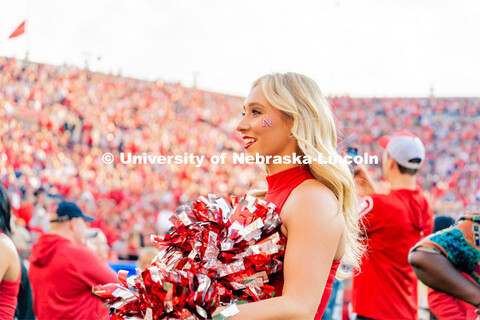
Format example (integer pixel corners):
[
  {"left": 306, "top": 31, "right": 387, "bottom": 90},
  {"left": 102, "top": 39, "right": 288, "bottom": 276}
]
[
  {"left": 29, "top": 201, "right": 118, "bottom": 320},
  {"left": 352, "top": 132, "right": 434, "bottom": 320}
]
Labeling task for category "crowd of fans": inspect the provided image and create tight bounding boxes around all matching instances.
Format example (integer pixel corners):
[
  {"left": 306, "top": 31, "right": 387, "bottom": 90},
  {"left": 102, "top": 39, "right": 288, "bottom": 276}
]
[
  {"left": 1, "top": 56, "right": 479, "bottom": 260},
  {"left": 333, "top": 96, "right": 480, "bottom": 216}
]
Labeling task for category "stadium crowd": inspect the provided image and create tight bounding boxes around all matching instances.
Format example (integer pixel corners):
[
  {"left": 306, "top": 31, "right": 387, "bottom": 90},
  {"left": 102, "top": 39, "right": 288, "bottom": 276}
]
[{"left": 1, "top": 55, "right": 479, "bottom": 260}]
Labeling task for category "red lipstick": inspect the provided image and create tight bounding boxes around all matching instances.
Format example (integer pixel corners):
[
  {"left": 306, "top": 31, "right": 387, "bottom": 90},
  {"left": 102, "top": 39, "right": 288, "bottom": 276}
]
[{"left": 242, "top": 135, "right": 257, "bottom": 149}]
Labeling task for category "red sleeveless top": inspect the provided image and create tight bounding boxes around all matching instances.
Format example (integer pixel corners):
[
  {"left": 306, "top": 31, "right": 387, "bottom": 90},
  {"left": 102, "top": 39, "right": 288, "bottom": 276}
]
[{"left": 263, "top": 165, "right": 341, "bottom": 319}]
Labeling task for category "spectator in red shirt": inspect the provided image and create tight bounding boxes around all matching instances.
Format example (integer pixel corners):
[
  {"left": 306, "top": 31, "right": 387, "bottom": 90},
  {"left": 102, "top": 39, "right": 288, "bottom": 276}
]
[
  {"left": 352, "top": 132, "right": 434, "bottom": 320},
  {"left": 29, "top": 201, "right": 118, "bottom": 320}
]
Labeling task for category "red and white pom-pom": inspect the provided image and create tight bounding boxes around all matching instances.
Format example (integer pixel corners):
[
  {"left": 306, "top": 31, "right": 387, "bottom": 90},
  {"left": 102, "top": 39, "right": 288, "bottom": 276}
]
[{"left": 93, "top": 194, "right": 286, "bottom": 320}]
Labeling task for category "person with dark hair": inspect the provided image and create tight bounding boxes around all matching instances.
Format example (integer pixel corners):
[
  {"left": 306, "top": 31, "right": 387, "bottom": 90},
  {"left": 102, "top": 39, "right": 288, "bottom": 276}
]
[
  {"left": 433, "top": 216, "right": 455, "bottom": 233},
  {"left": 352, "top": 132, "right": 434, "bottom": 320},
  {"left": 29, "top": 201, "right": 118, "bottom": 320},
  {"left": 15, "top": 261, "right": 36, "bottom": 320},
  {"left": 29, "top": 187, "right": 50, "bottom": 243},
  {"left": 409, "top": 215, "right": 480, "bottom": 320},
  {"left": 0, "top": 185, "right": 22, "bottom": 319}
]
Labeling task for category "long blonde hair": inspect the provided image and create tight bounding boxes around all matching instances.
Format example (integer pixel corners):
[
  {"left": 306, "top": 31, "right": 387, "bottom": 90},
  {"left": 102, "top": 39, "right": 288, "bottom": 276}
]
[{"left": 250, "top": 72, "right": 364, "bottom": 277}]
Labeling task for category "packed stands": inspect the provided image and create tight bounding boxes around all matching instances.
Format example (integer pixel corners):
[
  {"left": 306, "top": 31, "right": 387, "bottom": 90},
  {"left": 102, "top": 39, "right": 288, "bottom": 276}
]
[{"left": 1, "top": 56, "right": 479, "bottom": 258}]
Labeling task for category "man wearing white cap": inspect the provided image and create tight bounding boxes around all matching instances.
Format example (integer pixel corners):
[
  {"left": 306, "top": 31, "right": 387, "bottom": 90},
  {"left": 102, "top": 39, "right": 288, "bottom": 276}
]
[{"left": 351, "top": 132, "right": 434, "bottom": 320}]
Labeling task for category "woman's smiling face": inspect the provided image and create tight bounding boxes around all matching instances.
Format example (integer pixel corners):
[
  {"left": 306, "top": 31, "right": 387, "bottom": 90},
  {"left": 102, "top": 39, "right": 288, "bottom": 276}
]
[{"left": 236, "top": 85, "right": 296, "bottom": 158}]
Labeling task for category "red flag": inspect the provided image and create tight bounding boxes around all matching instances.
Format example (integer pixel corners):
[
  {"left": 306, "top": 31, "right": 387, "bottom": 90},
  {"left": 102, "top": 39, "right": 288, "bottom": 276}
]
[{"left": 8, "top": 20, "right": 26, "bottom": 39}]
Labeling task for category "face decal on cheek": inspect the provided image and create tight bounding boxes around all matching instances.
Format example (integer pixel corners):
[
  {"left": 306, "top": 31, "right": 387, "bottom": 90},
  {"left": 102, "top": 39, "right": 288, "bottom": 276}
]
[
  {"left": 237, "top": 86, "right": 296, "bottom": 157},
  {"left": 262, "top": 117, "right": 273, "bottom": 127}
]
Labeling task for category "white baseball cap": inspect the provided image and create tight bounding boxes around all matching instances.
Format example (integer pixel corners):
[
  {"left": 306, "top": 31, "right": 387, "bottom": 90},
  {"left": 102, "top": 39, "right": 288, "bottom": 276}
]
[{"left": 378, "top": 132, "right": 426, "bottom": 170}]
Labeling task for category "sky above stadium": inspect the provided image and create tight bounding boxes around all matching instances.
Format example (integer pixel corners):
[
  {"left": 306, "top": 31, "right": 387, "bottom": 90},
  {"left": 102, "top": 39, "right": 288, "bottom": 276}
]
[{"left": 1, "top": 0, "right": 479, "bottom": 97}]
